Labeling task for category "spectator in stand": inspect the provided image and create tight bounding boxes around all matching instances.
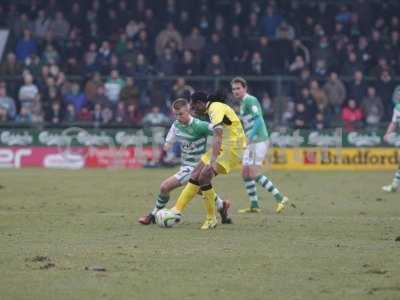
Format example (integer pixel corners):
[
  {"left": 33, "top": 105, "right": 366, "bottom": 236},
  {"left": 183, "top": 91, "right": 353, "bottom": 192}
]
[
  {"left": 155, "top": 47, "right": 178, "bottom": 76},
  {"left": 313, "top": 59, "right": 329, "bottom": 83},
  {"left": 203, "top": 32, "right": 227, "bottom": 60},
  {"left": 119, "top": 77, "right": 139, "bottom": 104},
  {"left": 78, "top": 105, "right": 93, "bottom": 122},
  {"left": 312, "top": 36, "right": 334, "bottom": 69},
  {"left": 178, "top": 50, "right": 199, "bottom": 76},
  {"left": 64, "top": 103, "right": 77, "bottom": 123},
  {"left": 142, "top": 105, "right": 170, "bottom": 127},
  {"left": 293, "top": 102, "right": 308, "bottom": 129},
  {"left": 12, "top": 13, "right": 32, "bottom": 38},
  {"left": 0, "top": 83, "right": 16, "bottom": 121},
  {"left": 133, "top": 53, "right": 151, "bottom": 108},
  {"left": 15, "top": 29, "right": 38, "bottom": 62},
  {"left": 247, "top": 51, "right": 264, "bottom": 76},
  {"left": 155, "top": 22, "right": 183, "bottom": 57},
  {"left": 288, "top": 55, "right": 306, "bottom": 76},
  {"left": 347, "top": 70, "right": 367, "bottom": 103},
  {"left": 101, "top": 105, "right": 114, "bottom": 125},
  {"left": 97, "top": 41, "right": 113, "bottom": 74},
  {"left": 261, "top": 92, "right": 274, "bottom": 121},
  {"left": 361, "top": 86, "right": 384, "bottom": 128},
  {"left": 0, "top": 52, "right": 22, "bottom": 79},
  {"left": 313, "top": 112, "right": 328, "bottom": 131},
  {"left": 84, "top": 72, "right": 103, "bottom": 103},
  {"left": 0, "top": 107, "right": 8, "bottom": 122},
  {"left": 16, "top": 106, "right": 32, "bottom": 123},
  {"left": 115, "top": 101, "right": 127, "bottom": 124},
  {"left": 34, "top": 10, "right": 51, "bottom": 40},
  {"left": 276, "top": 20, "right": 295, "bottom": 40},
  {"left": 46, "top": 100, "right": 63, "bottom": 124},
  {"left": 323, "top": 72, "right": 347, "bottom": 114},
  {"left": 376, "top": 70, "right": 396, "bottom": 120},
  {"left": 18, "top": 72, "right": 39, "bottom": 109},
  {"left": 104, "top": 70, "right": 125, "bottom": 105},
  {"left": 261, "top": 5, "right": 283, "bottom": 38},
  {"left": 183, "top": 27, "right": 206, "bottom": 55},
  {"left": 50, "top": 11, "right": 70, "bottom": 41},
  {"left": 42, "top": 44, "right": 60, "bottom": 65},
  {"left": 31, "top": 93, "right": 44, "bottom": 123},
  {"left": 227, "top": 24, "right": 248, "bottom": 74},
  {"left": 63, "top": 82, "right": 86, "bottom": 113},
  {"left": 342, "top": 99, "right": 364, "bottom": 131},
  {"left": 126, "top": 102, "right": 142, "bottom": 126},
  {"left": 245, "top": 12, "right": 262, "bottom": 39},
  {"left": 171, "top": 77, "right": 194, "bottom": 100},
  {"left": 205, "top": 54, "right": 225, "bottom": 76}
]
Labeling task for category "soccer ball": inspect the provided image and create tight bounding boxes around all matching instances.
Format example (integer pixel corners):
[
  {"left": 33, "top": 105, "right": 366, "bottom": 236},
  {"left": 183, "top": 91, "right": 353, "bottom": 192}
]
[{"left": 155, "top": 209, "right": 182, "bottom": 228}]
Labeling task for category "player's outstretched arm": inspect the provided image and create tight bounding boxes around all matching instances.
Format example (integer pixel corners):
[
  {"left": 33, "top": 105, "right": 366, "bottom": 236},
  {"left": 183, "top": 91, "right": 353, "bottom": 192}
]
[{"left": 384, "top": 122, "right": 397, "bottom": 142}]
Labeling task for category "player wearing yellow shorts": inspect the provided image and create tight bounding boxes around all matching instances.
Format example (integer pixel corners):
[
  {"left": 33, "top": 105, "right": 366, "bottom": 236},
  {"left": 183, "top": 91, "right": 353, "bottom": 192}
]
[{"left": 172, "top": 91, "right": 246, "bottom": 229}]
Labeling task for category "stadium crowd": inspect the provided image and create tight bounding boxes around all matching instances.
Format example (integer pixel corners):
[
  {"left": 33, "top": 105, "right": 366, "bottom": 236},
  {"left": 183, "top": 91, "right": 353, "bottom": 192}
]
[{"left": 0, "top": 0, "right": 399, "bottom": 129}]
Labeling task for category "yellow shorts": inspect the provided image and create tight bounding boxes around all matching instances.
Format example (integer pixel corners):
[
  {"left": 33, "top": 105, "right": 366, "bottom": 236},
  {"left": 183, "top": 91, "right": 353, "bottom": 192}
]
[{"left": 201, "top": 148, "right": 242, "bottom": 174}]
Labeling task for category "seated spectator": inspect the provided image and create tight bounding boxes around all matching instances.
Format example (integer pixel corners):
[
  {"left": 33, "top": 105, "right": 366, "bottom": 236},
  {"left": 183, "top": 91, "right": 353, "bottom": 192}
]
[
  {"left": 323, "top": 72, "right": 346, "bottom": 114},
  {"left": 119, "top": 77, "right": 139, "bottom": 103},
  {"left": 293, "top": 102, "right": 308, "bottom": 129},
  {"left": 15, "top": 29, "right": 38, "bottom": 62},
  {"left": 155, "top": 22, "right": 183, "bottom": 57},
  {"left": 101, "top": 105, "right": 114, "bottom": 125},
  {"left": 205, "top": 54, "right": 225, "bottom": 76},
  {"left": 78, "top": 105, "right": 93, "bottom": 122},
  {"left": 84, "top": 72, "right": 103, "bottom": 102},
  {"left": 342, "top": 99, "right": 364, "bottom": 131},
  {"left": 171, "top": 77, "right": 194, "bottom": 100},
  {"left": 347, "top": 70, "right": 367, "bottom": 103},
  {"left": 0, "top": 107, "right": 8, "bottom": 122},
  {"left": 50, "top": 11, "right": 70, "bottom": 41},
  {"left": 0, "top": 83, "right": 16, "bottom": 121},
  {"left": 46, "top": 101, "right": 63, "bottom": 124},
  {"left": 142, "top": 105, "right": 170, "bottom": 127},
  {"left": 42, "top": 44, "right": 60, "bottom": 65},
  {"left": 183, "top": 27, "right": 205, "bottom": 55},
  {"left": 178, "top": 50, "right": 199, "bottom": 76},
  {"left": 16, "top": 106, "right": 32, "bottom": 123},
  {"left": 63, "top": 82, "right": 86, "bottom": 113},
  {"left": 18, "top": 72, "right": 39, "bottom": 108},
  {"left": 104, "top": 70, "right": 125, "bottom": 105},
  {"left": 126, "top": 102, "right": 142, "bottom": 126},
  {"left": 276, "top": 20, "right": 295, "bottom": 40},
  {"left": 261, "top": 92, "right": 274, "bottom": 121},
  {"left": 64, "top": 103, "right": 77, "bottom": 123},
  {"left": 0, "top": 52, "right": 22, "bottom": 78},
  {"left": 313, "top": 112, "right": 328, "bottom": 131},
  {"left": 115, "top": 101, "right": 127, "bottom": 124},
  {"left": 361, "top": 86, "right": 384, "bottom": 127},
  {"left": 31, "top": 93, "right": 44, "bottom": 123},
  {"left": 155, "top": 47, "right": 178, "bottom": 76}
]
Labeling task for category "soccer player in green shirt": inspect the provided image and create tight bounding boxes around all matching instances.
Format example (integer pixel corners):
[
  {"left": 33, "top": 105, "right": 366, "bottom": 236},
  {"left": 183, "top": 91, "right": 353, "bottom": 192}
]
[
  {"left": 138, "top": 98, "right": 231, "bottom": 224},
  {"left": 382, "top": 86, "right": 400, "bottom": 193},
  {"left": 231, "top": 77, "right": 289, "bottom": 213}
]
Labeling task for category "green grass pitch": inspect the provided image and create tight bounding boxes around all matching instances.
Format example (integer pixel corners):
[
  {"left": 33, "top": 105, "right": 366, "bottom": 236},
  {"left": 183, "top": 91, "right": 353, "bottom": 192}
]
[{"left": 0, "top": 169, "right": 399, "bottom": 300}]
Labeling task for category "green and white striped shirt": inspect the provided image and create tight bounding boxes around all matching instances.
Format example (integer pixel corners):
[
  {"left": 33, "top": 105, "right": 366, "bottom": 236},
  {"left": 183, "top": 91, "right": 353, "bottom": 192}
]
[
  {"left": 165, "top": 117, "right": 212, "bottom": 167},
  {"left": 239, "top": 94, "right": 269, "bottom": 143}
]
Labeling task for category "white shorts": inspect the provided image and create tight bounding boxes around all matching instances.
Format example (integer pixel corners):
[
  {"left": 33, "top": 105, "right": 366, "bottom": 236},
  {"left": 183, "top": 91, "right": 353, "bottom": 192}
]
[
  {"left": 173, "top": 165, "right": 195, "bottom": 184},
  {"left": 242, "top": 141, "right": 269, "bottom": 166}
]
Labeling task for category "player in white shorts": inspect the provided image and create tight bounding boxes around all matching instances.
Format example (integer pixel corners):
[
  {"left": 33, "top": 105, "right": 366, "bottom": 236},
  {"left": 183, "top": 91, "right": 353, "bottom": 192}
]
[
  {"left": 138, "top": 98, "right": 231, "bottom": 225},
  {"left": 231, "top": 77, "right": 289, "bottom": 213}
]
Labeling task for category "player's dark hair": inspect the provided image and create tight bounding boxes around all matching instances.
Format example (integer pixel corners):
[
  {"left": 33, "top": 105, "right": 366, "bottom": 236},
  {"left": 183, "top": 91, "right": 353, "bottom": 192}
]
[
  {"left": 190, "top": 91, "right": 208, "bottom": 103},
  {"left": 172, "top": 98, "right": 189, "bottom": 110},
  {"left": 231, "top": 76, "right": 247, "bottom": 88},
  {"left": 207, "top": 90, "right": 226, "bottom": 103}
]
